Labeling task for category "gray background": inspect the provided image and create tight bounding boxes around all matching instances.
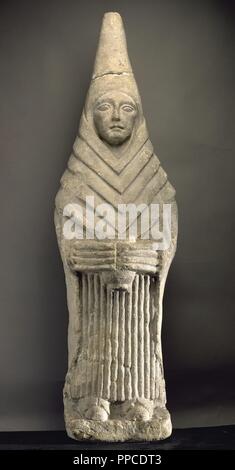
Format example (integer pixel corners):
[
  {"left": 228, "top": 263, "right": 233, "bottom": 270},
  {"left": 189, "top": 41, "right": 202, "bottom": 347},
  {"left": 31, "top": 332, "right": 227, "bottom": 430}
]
[{"left": 0, "top": 0, "right": 234, "bottom": 431}]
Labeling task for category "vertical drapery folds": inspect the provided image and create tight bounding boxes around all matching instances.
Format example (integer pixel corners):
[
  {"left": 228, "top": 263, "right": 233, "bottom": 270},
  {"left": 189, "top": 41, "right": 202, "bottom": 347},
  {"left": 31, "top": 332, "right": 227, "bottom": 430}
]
[{"left": 70, "top": 273, "right": 164, "bottom": 404}]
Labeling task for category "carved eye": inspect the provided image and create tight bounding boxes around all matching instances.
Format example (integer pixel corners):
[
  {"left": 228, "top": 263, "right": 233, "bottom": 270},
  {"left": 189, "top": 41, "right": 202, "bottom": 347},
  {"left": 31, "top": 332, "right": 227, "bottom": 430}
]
[
  {"left": 122, "top": 104, "right": 135, "bottom": 113},
  {"left": 96, "top": 103, "right": 111, "bottom": 112}
]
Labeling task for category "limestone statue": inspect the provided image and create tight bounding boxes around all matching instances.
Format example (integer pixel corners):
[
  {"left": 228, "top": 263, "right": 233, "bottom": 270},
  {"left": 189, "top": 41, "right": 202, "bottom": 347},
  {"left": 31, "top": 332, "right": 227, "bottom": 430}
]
[{"left": 55, "top": 12, "right": 178, "bottom": 441}]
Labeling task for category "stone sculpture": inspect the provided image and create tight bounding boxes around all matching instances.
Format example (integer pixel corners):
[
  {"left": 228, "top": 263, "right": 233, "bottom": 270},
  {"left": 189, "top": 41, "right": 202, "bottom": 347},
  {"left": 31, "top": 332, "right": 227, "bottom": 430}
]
[{"left": 55, "top": 12, "right": 178, "bottom": 441}]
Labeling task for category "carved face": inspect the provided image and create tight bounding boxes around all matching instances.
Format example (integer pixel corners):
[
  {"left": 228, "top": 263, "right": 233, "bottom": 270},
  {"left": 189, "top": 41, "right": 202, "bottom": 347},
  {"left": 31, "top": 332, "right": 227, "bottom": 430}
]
[{"left": 93, "top": 91, "right": 137, "bottom": 146}]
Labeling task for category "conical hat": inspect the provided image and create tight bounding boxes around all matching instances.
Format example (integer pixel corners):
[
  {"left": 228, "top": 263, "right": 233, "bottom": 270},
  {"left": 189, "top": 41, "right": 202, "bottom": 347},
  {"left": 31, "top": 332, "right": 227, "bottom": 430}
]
[
  {"left": 84, "top": 12, "right": 143, "bottom": 118},
  {"left": 92, "top": 12, "right": 132, "bottom": 78}
]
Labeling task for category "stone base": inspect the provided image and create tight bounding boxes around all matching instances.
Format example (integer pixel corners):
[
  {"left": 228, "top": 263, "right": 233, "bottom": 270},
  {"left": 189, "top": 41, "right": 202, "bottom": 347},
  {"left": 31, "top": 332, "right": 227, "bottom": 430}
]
[{"left": 65, "top": 407, "right": 172, "bottom": 442}]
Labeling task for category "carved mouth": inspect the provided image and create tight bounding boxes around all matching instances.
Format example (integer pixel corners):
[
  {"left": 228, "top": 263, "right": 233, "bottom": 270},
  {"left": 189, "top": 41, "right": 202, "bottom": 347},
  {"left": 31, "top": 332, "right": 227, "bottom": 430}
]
[{"left": 110, "top": 125, "right": 124, "bottom": 130}]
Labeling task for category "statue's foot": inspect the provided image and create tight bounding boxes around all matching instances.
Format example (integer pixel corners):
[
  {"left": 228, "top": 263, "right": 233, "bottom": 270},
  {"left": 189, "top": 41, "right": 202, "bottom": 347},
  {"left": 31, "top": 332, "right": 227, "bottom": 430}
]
[
  {"left": 122, "top": 398, "right": 154, "bottom": 421},
  {"left": 78, "top": 397, "right": 110, "bottom": 422},
  {"left": 84, "top": 404, "right": 109, "bottom": 421},
  {"left": 125, "top": 403, "right": 150, "bottom": 421}
]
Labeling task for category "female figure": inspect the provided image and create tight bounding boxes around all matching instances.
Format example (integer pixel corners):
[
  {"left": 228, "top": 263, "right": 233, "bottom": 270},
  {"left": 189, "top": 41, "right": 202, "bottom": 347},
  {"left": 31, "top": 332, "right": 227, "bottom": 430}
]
[{"left": 55, "top": 12, "right": 177, "bottom": 441}]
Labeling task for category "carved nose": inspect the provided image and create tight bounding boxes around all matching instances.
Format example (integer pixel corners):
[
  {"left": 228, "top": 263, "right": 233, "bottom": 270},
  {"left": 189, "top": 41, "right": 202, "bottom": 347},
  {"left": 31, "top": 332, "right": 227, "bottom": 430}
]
[{"left": 112, "top": 108, "right": 120, "bottom": 121}]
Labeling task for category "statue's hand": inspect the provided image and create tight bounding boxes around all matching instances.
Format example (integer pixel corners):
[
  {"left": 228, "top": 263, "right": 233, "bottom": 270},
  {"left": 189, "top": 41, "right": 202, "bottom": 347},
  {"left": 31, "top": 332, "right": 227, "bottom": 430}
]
[
  {"left": 67, "top": 240, "right": 159, "bottom": 274},
  {"left": 67, "top": 241, "right": 115, "bottom": 272},
  {"left": 116, "top": 242, "right": 159, "bottom": 274}
]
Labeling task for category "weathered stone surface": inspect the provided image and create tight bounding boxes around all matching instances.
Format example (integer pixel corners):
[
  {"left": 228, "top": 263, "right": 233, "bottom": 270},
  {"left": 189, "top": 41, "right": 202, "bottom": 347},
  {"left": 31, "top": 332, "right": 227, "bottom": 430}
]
[
  {"left": 65, "top": 408, "right": 172, "bottom": 442},
  {"left": 55, "top": 12, "right": 177, "bottom": 441}
]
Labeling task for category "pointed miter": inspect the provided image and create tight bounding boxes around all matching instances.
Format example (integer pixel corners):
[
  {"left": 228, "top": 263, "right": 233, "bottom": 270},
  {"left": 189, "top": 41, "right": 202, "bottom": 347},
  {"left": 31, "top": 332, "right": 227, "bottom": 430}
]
[
  {"left": 92, "top": 11, "right": 133, "bottom": 79},
  {"left": 78, "top": 11, "right": 148, "bottom": 161},
  {"left": 86, "top": 12, "right": 143, "bottom": 116}
]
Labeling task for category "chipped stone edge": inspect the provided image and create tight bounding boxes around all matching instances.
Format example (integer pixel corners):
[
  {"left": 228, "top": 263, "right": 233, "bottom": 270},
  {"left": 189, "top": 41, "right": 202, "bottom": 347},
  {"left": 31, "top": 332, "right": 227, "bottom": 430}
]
[{"left": 65, "top": 408, "right": 172, "bottom": 442}]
